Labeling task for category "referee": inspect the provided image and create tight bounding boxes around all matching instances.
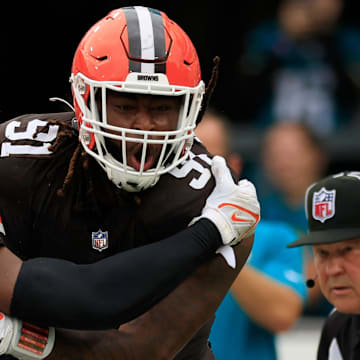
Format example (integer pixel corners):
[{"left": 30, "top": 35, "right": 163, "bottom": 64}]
[{"left": 287, "top": 171, "right": 360, "bottom": 360}]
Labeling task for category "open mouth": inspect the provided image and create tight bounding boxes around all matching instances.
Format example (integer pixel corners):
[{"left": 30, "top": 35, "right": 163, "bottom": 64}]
[
  {"left": 130, "top": 145, "right": 155, "bottom": 172},
  {"left": 104, "top": 139, "right": 160, "bottom": 172}
]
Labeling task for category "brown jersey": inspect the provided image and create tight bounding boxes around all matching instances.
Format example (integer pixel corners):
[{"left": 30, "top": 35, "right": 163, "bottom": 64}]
[{"left": 0, "top": 112, "right": 217, "bottom": 359}]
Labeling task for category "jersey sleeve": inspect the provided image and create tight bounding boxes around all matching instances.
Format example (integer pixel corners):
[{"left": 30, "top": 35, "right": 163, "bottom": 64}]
[
  {"left": 0, "top": 113, "right": 68, "bottom": 258},
  {"left": 0, "top": 155, "right": 33, "bottom": 258},
  {"left": 0, "top": 117, "right": 41, "bottom": 258}
]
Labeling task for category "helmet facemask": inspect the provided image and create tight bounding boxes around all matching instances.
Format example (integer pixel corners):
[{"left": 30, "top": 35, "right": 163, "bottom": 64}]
[{"left": 72, "top": 72, "right": 205, "bottom": 192}]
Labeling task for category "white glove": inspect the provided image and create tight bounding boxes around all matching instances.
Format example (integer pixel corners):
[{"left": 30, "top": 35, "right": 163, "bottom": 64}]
[
  {"left": 0, "top": 312, "right": 55, "bottom": 359},
  {"left": 0, "top": 312, "right": 14, "bottom": 355},
  {"left": 192, "top": 156, "right": 260, "bottom": 246}
]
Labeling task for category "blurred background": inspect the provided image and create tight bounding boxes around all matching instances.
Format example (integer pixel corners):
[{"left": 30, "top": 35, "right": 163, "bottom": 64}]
[
  {"left": 2, "top": 0, "right": 360, "bottom": 170},
  {"left": 2, "top": 0, "right": 360, "bottom": 358}
]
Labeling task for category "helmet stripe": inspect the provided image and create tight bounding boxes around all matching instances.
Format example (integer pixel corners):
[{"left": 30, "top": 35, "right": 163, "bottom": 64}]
[
  {"left": 148, "top": 8, "right": 166, "bottom": 74},
  {"left": 123, "top": 6, "right": 166, "bottom": 74},
  {"left": 123, "top": 7, "right": 142, "bottom": 72}
]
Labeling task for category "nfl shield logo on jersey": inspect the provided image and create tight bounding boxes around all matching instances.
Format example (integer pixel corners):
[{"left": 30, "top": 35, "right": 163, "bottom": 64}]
[
  {"left": 92, "top": 230, "right": 109, "bottom": 252},
  {"left": 312, "top": 187, "right": 336, "bottom": 223}
]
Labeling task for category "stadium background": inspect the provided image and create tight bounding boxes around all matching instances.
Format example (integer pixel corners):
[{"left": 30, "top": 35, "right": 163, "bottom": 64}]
[
  {"left": 2, "top": 2, "right": 360, "bottom": 358},
  {"left": 2, "top": 1, "right": 360, "bottom": 171}
]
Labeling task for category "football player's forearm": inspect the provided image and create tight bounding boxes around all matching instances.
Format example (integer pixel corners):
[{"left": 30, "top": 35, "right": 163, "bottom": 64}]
[
  {"left": 47, "top": 327, "right": 172, "bottom": 360},
  {"left": 46, "top": 329, "right": 139, "bottom": 360},
  {"left": 45, "top": 236, "right": 253, "bottom": 360},
  {"left": 0, "top": 247, "right": 22, "bottom": 314},
  {"left": 118, "top": 235, "right": 254, "bottom": 359}
]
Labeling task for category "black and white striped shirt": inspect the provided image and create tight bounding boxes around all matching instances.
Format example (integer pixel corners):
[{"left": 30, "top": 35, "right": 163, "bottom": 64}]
[{"left": 317, "top": 310, "right": 360, "bottom": 360}]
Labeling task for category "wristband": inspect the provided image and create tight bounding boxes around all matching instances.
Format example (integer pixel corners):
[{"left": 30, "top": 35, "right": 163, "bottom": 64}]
[{"left": 0, "top": 313, "right": 55, "bottom": 359}]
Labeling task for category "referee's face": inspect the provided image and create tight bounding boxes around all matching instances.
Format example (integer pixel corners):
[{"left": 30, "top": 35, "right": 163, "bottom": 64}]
[{"left": 313, "top": 238, "right": 360, "bottom": 313}]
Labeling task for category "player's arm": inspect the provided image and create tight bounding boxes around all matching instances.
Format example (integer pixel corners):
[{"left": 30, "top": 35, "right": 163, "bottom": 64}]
[
  {"left": 230, "top": 225, "right": 305, "bottom": 333},
  {"left": 0, "top": 156, "right": 260, "bottom": 359},
  {"left": 46, "top": 235, "right": 254, "bottom": 360},
  {"left": 0, "top": 216, "right": 222, "bottom": 327},
  {"left": 0, "top": 247, "right": 21, "bottom": 315},
  {"left": 36, "top": 156, "right": 259, "bottom": 360},
  {"left": 1, "top": 156, "right": 259, "bottom": 331},
  {"left": 230, "top": 265, "right": 303, "bottom": 332}
]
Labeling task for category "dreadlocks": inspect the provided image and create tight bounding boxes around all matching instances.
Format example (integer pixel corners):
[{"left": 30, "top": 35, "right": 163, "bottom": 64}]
[
  {"left": 196, "top": 56, "right": 221, "bottom": 125},
  {"left": 35, "top": 119, "right": 89, "bottom": 197}
]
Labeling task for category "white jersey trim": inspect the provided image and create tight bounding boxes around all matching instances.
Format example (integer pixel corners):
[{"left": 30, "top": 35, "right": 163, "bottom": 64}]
[{"left": 329, "top": 338, "right": 343, "bottom": 360}]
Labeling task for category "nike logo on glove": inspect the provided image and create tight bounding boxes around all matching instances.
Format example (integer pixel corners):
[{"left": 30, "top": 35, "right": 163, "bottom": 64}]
[{"left": 218, "top": 203, "right": 260, "bottom": 223}]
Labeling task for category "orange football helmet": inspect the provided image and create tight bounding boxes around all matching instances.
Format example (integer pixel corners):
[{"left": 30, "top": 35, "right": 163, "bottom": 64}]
[{"left": 71, "top": 6, "right": 205, "bottom": 191}]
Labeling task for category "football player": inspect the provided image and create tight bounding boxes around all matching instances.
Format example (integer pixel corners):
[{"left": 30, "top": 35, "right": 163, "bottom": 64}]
[{"left": 0, "top": 6, "right": 260, "bottom": 359}]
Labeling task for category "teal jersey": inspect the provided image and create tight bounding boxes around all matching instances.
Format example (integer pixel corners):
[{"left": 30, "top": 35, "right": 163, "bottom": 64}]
[{"left": 210, "top": 220, "right": 307, "bottom": 360}]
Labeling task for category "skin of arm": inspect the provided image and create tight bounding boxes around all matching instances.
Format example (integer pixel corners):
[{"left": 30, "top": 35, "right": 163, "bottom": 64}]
[
  {"left": 0, "top": 247, "right": 21, "bottom": 314},
  {"left": 46, "top": 235, "right": 254, "bottom": 360},
  {"left": 230, "top": 264, "right": 303, "bottom": 333}
]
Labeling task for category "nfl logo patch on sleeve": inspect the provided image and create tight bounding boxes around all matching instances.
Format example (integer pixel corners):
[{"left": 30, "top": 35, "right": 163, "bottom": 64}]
[{"left": 92, "top": 230, "right": 109, "bottom": 252}]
